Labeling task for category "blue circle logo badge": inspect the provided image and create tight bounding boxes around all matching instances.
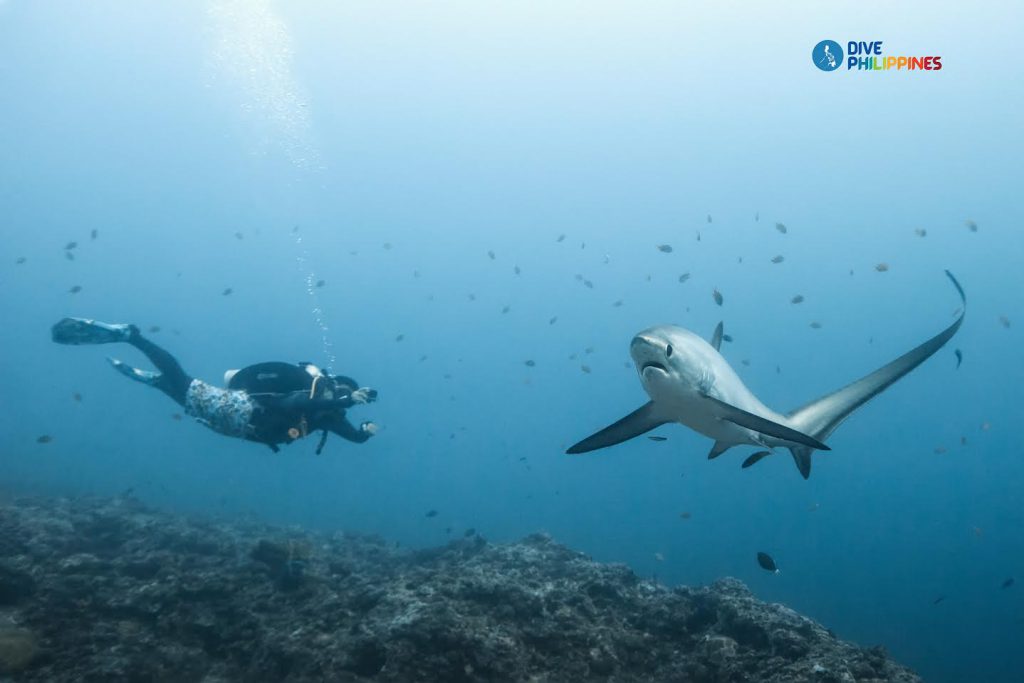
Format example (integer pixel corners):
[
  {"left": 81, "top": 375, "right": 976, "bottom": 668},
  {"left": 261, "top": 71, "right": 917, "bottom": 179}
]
[{"left": 812, "top": 40, "right": 843, "bottom": 71}]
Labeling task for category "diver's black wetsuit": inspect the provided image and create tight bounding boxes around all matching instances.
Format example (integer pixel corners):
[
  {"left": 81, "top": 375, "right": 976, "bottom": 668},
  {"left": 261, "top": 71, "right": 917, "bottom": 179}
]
[
  {"left": 52, "top": 318, "right": 375, "bottom": 452},
  {"left": 127, "top": 328, "right": 193, "bottom": 405}
]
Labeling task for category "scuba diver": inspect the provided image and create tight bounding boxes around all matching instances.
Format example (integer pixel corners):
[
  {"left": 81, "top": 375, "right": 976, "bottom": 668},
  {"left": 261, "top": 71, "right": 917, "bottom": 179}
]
[{"left": 51, "top": 317, "right": 378, "bottom": 454}]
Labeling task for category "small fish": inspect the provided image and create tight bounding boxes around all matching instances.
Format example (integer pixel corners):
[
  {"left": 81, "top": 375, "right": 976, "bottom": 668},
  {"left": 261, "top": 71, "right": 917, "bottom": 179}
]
[
  {"left": 419, "top": 355, "right": 428, "bottom": 362},
  {"left": 69, "top": 285, "right": 82, "bottom": 294},
  {"left": 315, "top": 279, "right": 325, "bottom": 288},
  {"left": 741, "top": 359, "right": 750, "bottom": 366},
  {"left": 656, "top": 244, "right": 673, "bottom": 253},
  {"left": 678, "top": 273, "right": 690, "bottom": 283},
  {"left": 612, "top": 300, "right": 623, "bottom": 307},
  {"left": 72, "top": 392, "right": 82, "bottom": 402},
  {"left": 875, "top": 263, "right": 889, "bottom": 272},
  {"left": 722, "top": 334, "right": 733, "bottom": 343},
  {"left": 222, "top": 287, "right": 233, "bottom": 296},
  {"left": 383, "top": 242, "right": 393, "bottom": 250},
  {"left": 513, "top": 265, "right": 521, "bottom": 275},
  {"left": 487, "top": 250, "right": 496, "bottom": 260},
  {"left": 234, "top": 232, "right": 244, "bottom": 240},
  {"left": 775, "top": 222, "right": 787, "bottom": 234},
  {"left": 965, "top": 220, "right": 978, "bottom": 232},
  {"left": 524, "top": 360, "right": 536, "bottom": 367},
  {"left": 463, "top": 528, "right": 476, "bottom": 538},
  {"left": 36, "top": 435, "right": 53, "bottom": 444},
  {"left": 932, "top": 596, "right": 946, "bottom": 605},
  {"left": 960, "top": 436, "right": 968, "bottom": 446},
  {"left": 501, "top": 305, "right": 510, "bottom": 314},
  {"left": 810, "top": 321, "right": 822, "bottom": 329},
  {"left": 171, "top": 413, "right": 183, "bottom": 421},
  {"left": 981, "top": 421, "right": 991, "bottom": 431},
  {"left": 934, "top": 446, "right": 947, "bottom": 454},
  {"left": 395, "top": 334, "right": 404, "bottom": 342},
  {"left": 425, "top": 509, "right": 439, "bottom": 518},
  {"left": 756, "top": 552, "right": 779, "bottom": 573},
  {"left": 468, "top": 293, "right": 476, "bottom": 301},
  {"left": 770, "top": 255, "right": 785, "bottom": 264},
  {"left": 954, "top": 349, "right": 962, "bottom": 369},
  {"left": 999, "top": 316, "right": 1011, "bottom": 329},
  {"left": 65, "top": 251, "right": 75, "bottom": 261},
  {"left": 914, "top": 228, "right": 927, "bottom": 237},
  {"left": 1001, "top": 577, "right": 1015, "bottom": 589},
  {"left": 90, "top": 229, "right": 98, "bottom": 240},
  {"left": 707, "top": 214, "right": 712, "bottom": 224},
  {"left": 557, "top": 234, "right": 566, "bottom": 242},
  {"left": 583, "top": 279, "right": 594, "bottom": 289},
  {"left": 654, "top": 552, "right": 665, "bottom": 562},
  {"left": 808, "top": 502, "right": 820, "bottom": 512},
  {"left": 712, "top": 289, "right": 723, "bottom": 306},
  {"left": 972, "top": 526, "right": 984, "bottom": 538},
  {"left": 741, "top": 451, "right": 770, "bottom": 468},
  {"left": 413, "top": 270, "right": 420, "bottom": 278},
  {"left": 647, "top": 436, "right": 667, "bottom": 442},
  {"left": 64, "top": 241, "right": 78, "bottom": 251},
  {"left": 15, "top": 257, "right": 26, "bottom": 264},
  {"left": 696, "top": 231, "right": 701, "bottom": 242},
  {"left": 148, "top": 326, "right": 161, "bottom": 333},
  {"left": 518, "top": 456, "right": 527, "bottom": 462},
  {"left": 580, "top": 364, "right": 591, "bottom": 374},
  {"left": 679, "top": 511, "right": 692, "bottom": 520},
  {"left": 584, "top": 347, "right": 594, "bottom": 354},
  {"left": 548, "top": 316, "right": 558, "bottom": 325},
  {"left": 754, "top": 212, "right": 759, "bottom": 222},
  {"left": 791, "top": 295, "right": 804, "bottom": 304}
]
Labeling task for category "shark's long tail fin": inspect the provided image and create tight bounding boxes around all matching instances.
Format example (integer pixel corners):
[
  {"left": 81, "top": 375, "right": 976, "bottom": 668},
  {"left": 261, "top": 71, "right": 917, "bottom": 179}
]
[{"left": 785, "top": 271, "right": 966, "bottom": 479}]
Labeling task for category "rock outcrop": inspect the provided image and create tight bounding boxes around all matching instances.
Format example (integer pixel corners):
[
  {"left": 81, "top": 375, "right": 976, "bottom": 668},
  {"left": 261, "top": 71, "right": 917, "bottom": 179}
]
[{"left": 0, "top": 496, "right": 920, "bottom": 681}]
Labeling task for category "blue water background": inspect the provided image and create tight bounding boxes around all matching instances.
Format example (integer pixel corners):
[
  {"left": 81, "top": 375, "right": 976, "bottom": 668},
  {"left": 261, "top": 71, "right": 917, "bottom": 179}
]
[{"left": 1, "top": 2, "right": 1022, "bottom": 681}]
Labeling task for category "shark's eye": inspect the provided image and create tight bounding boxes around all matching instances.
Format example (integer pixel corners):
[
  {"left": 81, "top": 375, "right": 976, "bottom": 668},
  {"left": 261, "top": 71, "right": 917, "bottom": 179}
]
[{"left": 665, "top": 344, "right": 673, "bottom": 358}]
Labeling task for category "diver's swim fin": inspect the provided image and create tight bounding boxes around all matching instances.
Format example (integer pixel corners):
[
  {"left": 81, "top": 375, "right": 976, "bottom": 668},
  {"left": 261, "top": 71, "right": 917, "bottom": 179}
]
[
  {"left": 52, "top": 318, "right": 133, "bottom": 345},
  {"left": 107, "top": 357, "right": 161, "bottom": 386}
]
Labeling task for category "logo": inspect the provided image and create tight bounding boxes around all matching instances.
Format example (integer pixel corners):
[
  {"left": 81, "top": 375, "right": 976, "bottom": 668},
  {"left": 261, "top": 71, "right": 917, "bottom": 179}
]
[
  {"left": 813, "top": 40, "right": 943, "bottom": 73},
  {"left": 812, "top": 40, "right": 843, "bottom": 71}
]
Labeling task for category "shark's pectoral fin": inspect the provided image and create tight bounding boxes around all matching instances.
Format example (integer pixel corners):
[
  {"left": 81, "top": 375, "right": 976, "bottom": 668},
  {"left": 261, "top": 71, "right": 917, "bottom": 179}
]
[
  {"left": 566, "top": 402, "right": 667, "bottom": 454},
  {"left": 704, "top": 396, "right": 831, "bottom": 451},
  {"left": 741, "top": 451, "right": 771, "bottom": 469},
  {"left": 710, "top": 322, "right": 724, "bottom": 351},
  {"left": 707, "top": 440, "right": 732, "bottom": 459}
]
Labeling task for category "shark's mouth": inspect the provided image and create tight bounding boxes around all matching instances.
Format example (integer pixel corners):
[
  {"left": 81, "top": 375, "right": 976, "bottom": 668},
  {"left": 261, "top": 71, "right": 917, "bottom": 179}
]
[{"left": 641, "top": 362, "right": 667, "bottom": 373}]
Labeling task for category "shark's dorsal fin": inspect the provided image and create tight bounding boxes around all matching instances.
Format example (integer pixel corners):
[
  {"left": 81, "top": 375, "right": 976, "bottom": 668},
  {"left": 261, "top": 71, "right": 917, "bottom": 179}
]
[
  {"left": 566, "top": 402, "right": 667, "bottom": 454},
  {"left": 784, "top": 270, "right": 967, "bottom": 478},
  {"left": 710, "top": 322, "right": 724, "bottom": 351}
]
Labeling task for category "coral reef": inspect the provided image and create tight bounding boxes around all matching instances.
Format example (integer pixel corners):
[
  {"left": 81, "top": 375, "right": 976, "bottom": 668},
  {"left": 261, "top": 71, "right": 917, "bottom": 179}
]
[{"left": 0, "top": 496, "right": 920, "bottom": 681}]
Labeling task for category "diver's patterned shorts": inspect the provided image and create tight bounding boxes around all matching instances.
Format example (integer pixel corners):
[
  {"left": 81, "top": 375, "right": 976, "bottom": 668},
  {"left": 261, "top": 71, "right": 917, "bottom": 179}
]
[{"left": 184, "top": 379, "right": 256, "bottom": 438}]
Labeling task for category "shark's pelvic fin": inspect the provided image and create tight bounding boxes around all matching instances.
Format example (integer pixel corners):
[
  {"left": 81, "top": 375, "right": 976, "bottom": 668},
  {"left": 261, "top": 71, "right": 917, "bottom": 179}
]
[
  {"left": 707, "top": 440, "right": 732, "bottom": 459},
  {"left": 784, "top": 270, "right": 967, "bottom": 479},
  {"left": 710, "top": 322, "right": 724, "bottom": 351},
  {"left": 704, "top": 395, "right": 831, "bottom": 450},
  {"left": 566, "top": 401, "right": 668, "bottom": 454},
  {"left": 741, "top": 450, "right": 771, "bottom": 468}
]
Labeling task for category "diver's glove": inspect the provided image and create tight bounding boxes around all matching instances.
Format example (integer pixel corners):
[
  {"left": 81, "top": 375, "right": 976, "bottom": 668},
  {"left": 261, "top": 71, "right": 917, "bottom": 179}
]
[
  {"left": 350, "top": 388, "right": 378, "bottom": 405},
  {"left": 360, "top": 421, "right": 379, "bottom": 436}
]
